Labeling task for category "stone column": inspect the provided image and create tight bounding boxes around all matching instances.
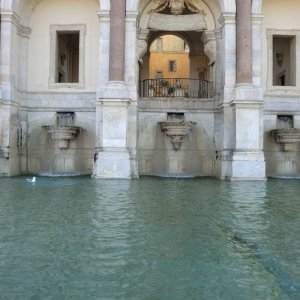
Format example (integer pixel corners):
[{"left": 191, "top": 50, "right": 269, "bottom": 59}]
[
  {"left": 226, "top": 1, "right": 265, "bottom": 180},
  {"left": 109, "top": 0, "right": 126, "bottom": 82},
  {"left": 236, "top": 0, "right": 252, "bottom": 84},
  {"left": 93, "top": 2, "right": 133, "bottom": 179}
]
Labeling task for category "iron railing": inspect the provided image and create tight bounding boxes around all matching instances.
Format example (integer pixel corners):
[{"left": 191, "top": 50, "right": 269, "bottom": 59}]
[{"left": 139, "top": 78, "right": 213, "bottom": 98}]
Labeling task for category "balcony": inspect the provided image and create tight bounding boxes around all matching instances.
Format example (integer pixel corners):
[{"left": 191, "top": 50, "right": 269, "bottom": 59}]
[{"left": 139, "top": 78, "right": 213, "bottom": 98}]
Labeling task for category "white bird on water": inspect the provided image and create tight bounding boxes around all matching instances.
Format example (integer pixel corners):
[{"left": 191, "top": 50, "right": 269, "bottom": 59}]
[{"left": 27, "top": 177, "right": 36, "bottom": 183}]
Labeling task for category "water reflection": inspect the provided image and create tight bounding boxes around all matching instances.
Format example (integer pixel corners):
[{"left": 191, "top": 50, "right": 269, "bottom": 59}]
[{"left": 0, "top": 177, "right": 299, "bottom": 299}]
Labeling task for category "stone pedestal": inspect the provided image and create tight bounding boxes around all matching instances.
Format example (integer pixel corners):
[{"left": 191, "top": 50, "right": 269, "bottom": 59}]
[
  {"left": 218, "top": 1, "right": 266, "bottom": 180},
  {"left": 230, "top": 84, "right": 266, "bottom": 180},
  {"left": 94, "top": 149, "right": 131, "bottom": 179},
  {"left": 93, "top": 94, "right": 132, "bottom": 179}
]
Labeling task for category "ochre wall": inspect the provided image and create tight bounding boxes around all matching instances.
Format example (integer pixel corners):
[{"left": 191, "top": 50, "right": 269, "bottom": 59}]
[
  {"left": 148, "top": 35, "right": 189, "bottom": 79},
  {"left": 149, "top": 52, "right": 189, "bottom": 79}
]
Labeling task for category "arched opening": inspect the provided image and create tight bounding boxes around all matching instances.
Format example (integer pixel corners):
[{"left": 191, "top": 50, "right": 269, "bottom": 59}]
[
  {"left": 139, "top": 32, "right": 212, "bottom": 98},
  {"left": 137, "top": 1, "right": 216, "bottom": 99}
]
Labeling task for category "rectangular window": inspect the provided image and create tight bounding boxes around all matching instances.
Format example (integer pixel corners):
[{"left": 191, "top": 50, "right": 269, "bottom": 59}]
[
  {"left": 168, "top": 60, "right": 176, "bottom": 72},
  {"left": 56, "top": 31, "right": 79, "bottom": 83},
  {"left": 273, "top": 36, "right": 296, "bottom": 86},
  {"left": 49, "top": 24, "right": 86, "bottom": 89}
]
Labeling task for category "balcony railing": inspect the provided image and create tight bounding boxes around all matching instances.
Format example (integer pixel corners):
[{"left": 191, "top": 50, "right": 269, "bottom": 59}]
[{"left": 139, "top": 78, "right": 213, "bottom": 98}]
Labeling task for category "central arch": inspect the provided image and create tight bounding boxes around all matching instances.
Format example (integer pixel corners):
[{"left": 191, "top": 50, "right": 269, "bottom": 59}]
[{"left": 137, "top": 0, "right": 218, "bottom": 99}]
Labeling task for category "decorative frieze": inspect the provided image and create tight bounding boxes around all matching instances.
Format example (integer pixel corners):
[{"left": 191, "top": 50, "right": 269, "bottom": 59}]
[{"left": 148, "top": 12, "right": 206, "bottom": 31}]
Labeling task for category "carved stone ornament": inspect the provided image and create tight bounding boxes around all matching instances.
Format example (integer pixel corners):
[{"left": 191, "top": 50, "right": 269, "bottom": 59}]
[
  {"left": 154, "top": 0, "right": 200, "bottom": 15},
  {"left": 148, "top": 12, "right": 206, "bottom": 31},
  {"left": 204, "top": 40, "right": 216, "bottom": 66},
  {"left": 159, "top": 121, "right": 194, "bottom": 150},
  {"left": 137, "top": 40, "right": 148, "bottom": 62},
  {"left": 270, "top": 128, "right": 300, "bottom": 152}
]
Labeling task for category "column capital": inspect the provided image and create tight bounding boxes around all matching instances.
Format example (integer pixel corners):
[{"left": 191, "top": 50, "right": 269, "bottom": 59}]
[
  {"left": 97, "top": 10, "right": 110, "bottom": 22},
  {"left": 126, "top": 10, "right": 139, "bottom": 20},
  {"left": 218, "top": 12, "right": 236, "bottom": 28},
  {"left": 252, "top": 13, "right": 264, "bottom": 24},
  {"left": 0, "top": 11, "right": 21, "bottom": 25}
]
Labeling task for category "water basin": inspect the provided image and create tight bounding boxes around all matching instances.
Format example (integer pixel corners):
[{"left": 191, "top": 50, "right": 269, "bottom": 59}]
[{"left": 0, "top": 177, "right": 299, "bottom": 299}]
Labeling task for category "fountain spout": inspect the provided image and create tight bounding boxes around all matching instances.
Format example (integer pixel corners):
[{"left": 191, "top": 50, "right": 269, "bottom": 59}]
[
  {"left": 43, "top": 112, "right": 82, "bottom": 149},
  {"left": 159, "top": 121, "right": 195, "bottom": 150},
  {"left": 270, "top": 128, "right": 300, "bottom": 152}
]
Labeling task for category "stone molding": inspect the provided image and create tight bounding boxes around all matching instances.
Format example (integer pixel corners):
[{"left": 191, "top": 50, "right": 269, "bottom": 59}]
[
  {"left": 126, "top": 10, "right": 139, "bottom": 20},
  {"left": 97, "top": 81, "right": 130, "bottom": 100},
  {"left": 218, "top": 12, "right": 236, "bottom": 28},
  {"left": 0, "top": 10, "right": 20, "bottom": 25},
  {"left": 97, "top": 98, "right": 131, "bottom": 107},
  {"left": 97, "top": 10, "right": 110, "bottom": 22},
  {"left": 202, "top": 31, "right": 217, "bottom": 66},
  {"left": 17, "top": 24, "right": 32, "bottom": 38},
  {"left": 233, "top": 83, "right": 261, "bottom": 102},
  {"left": 148, "top": 12, "right": 207, "bottom": 31},
  {"left": 137, "top": 29, "right": 149, "bottom": 62},
  {"left": 0, "top": 11, "right": 31, "bottom": 38}
]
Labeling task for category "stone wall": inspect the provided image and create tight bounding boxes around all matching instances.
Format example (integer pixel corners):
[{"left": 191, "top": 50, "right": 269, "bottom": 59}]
[{"left": 138, "top": 98, "right": 215, "bottom": 177}]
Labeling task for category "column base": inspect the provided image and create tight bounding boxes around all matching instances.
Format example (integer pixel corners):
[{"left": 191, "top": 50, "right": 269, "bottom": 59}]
[
  {"left": 220, "top": 150, "right": 266, "bottom": 180},
  {"left": 93, "top": 148, "right": 132, "bottom": 179}
]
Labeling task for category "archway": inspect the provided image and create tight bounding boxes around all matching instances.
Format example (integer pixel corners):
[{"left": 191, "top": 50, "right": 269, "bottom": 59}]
[
  {"left": 137, "top": 0, "right": 217, "bottom": 99},
  {"left": 139, "top": 32, "right": 213, "bottom": 98}
]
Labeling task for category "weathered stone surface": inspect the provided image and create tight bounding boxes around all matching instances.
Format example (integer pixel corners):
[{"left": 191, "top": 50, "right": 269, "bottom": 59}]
[{"left": 148, "top": 12, "right": 207, "bottom": 31}]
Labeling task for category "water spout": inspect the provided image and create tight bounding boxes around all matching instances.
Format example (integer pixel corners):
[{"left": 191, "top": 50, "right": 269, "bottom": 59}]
[
  {"left": 43, "top": 112, "right": 82, "bottom": 149},
  {"left": 270, "top": 128, "right": 300, "bottom": 152},
  {"left": 159, "top": 121, "right": 195, "bottom": 150}
]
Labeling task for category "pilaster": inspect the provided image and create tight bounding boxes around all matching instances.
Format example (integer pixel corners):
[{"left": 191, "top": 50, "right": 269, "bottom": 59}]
[
  {"left": 218, "top": 13, "right": 236, "bottom": 103},
  {"left": 94, "top": 3, "right": 136, "bottom": 179},
  {"left": 97, "top": 10, "right": 110, "bottom": 89},
  {"left": 93, "top": 98, "right": 132, "bottom": 179},
  {"left": 218, "top": 2, "right": 266, "bottom": 180},
  {"left": 0, "top": 11, "right": 20, "bottom": 101},
  {"left": 0, "top": 11, "right": 24, "bottom": 176},
  {"left": 252, "top": 13, "right": 264, "bottom": 95}
]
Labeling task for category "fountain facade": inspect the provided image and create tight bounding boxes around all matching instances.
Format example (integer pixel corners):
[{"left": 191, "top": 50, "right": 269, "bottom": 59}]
[
  {"left": 24, "top": 111, "right": 94, "bottom": 176},
  {"left": 3, "top": 0, "right": 300, "bottom": 179},
  {"left": 138, "top": 108, "right": 215, "bottom": 177}
]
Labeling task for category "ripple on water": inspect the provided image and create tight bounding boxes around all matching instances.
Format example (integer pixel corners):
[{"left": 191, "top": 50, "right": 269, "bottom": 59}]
[{"left": 0, "top": 177, "right": 299, "bottom": 299}]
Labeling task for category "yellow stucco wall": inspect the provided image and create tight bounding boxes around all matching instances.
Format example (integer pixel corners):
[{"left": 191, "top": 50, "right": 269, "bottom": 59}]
[
  {"left": 149, "top": 52, "right": 189, "bottom": 79},
  {"left": 149, "top": 35, "right": 189, "bottom": 79}
]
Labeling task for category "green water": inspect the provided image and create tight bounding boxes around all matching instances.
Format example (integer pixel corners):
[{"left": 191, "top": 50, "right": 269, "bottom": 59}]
[{"left": 0, "top": 177, "right": 300, "bottom": 300}]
